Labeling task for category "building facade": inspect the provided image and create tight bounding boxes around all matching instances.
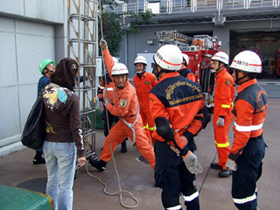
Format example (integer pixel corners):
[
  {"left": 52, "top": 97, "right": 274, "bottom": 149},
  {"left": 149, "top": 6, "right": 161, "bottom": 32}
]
[
  {"left": 0, "top": 0, "right": 66, "bottom": 156},
  {"left": 115, "top": 0, "right": 280, "bottom": 76}
]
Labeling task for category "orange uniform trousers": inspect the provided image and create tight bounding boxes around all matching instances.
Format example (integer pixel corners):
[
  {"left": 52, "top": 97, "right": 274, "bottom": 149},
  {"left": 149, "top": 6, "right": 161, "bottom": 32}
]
[
  {"left": 213, "top": 111, "right": 233, "bottom": 168},
  {"left": 100, "top": 118, "right": 155, "bottom": 169}
]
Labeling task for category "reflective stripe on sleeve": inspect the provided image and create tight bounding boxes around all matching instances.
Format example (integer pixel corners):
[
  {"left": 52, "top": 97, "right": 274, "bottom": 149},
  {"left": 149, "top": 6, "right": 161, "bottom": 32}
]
[
  {"left": 215, "top": 140, "right": 230, "bottom": 148},
  {"left": 148, "top": 126, "right": 155, "bottom": 131},
  {"left": 183, "top": 191, "right": 199, "bottom": 202},
  {"left": 98, "top": 86, "right": 113, "bottom": 91},
  {"left": 234, "top": 122, "right": 263, "bottom": 132}
]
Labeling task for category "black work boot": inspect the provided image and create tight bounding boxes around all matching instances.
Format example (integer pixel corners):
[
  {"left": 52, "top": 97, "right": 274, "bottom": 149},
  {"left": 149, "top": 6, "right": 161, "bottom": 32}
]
[
  {"left": 210, "top": 162, "right": 222, "bottom": 170},
  {"left": 89, "top": 158, "right": 107, "bottom": 172},
  {"left": 136, "top": 155, "right": 149, "bottom": 164},
  {"left": 33, "top": 151, "right": 46, "bottom": 165},
  {"left": 218, "top": 169, "right": 232, "bottom": 178},
  {"left": 121, "top": 140, "right": 127, "bottom": 153}
]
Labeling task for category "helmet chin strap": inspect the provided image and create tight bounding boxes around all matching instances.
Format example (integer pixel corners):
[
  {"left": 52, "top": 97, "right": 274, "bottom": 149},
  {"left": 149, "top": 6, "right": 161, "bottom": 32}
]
[
  {"left": 215, "top": 62, "right": 224, "bottom": 74},
  {"left": 136, "top": 66, "right": 146, "bottom": 75},
  {"left": 137, "top": 70, "right": 146, "bottom": 74},
  {"left": 234, "top": 70, "right": 248, "bottom": 85},
  {"left": 156, "top": 68, "right": 163, "bottom": 80}
]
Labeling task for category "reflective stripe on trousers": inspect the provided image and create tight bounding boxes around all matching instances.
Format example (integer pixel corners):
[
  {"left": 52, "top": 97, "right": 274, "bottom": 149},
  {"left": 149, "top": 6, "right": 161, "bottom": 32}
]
[
  {"left": 233, "top": 188, "right": 257, "bottom": 204},
  {"left": 183, "top": 191, "right": 199, "bottom": 202},
  {"left": 166, "top": 205, "right": 182, "bottom": 210}
]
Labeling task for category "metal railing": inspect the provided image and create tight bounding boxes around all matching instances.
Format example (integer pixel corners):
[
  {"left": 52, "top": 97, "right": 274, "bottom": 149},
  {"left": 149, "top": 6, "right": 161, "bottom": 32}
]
[{"left": 105, "top": 0, "right": 278, "bottom": 15}]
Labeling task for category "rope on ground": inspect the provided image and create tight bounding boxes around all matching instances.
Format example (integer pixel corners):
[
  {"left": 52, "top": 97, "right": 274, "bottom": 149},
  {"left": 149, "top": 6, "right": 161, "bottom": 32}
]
[{"left": 84, "top": 0, "right": 139, "bottom": 208}]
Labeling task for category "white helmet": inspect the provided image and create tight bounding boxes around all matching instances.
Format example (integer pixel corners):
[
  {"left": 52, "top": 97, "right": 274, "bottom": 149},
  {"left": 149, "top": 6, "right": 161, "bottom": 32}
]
[
  {"left": 134, "top": 56, "right": 147, "bottom": 65},
  {"left": 111, "top": 63, "right": 129, "bottom": 76},
  {"left": 112, "top": 57, "right": 119, "bottom": 64},
  {"left": 230, "top": 50, "right": 262, "bottom": 73},
  {"left": 182, "top": 53, "right": 190, "bottom": 65},
  {"left": 211, "top": 51, "right": 229, "bottom": 65},
  {"left": 154, "top": 44, "right": 182, "bottom": 71}
]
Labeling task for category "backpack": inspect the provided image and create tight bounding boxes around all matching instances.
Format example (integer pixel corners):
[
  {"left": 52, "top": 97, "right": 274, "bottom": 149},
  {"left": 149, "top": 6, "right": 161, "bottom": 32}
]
[{"left": 21, "top": 95, "right": 45, "bottom": 150}]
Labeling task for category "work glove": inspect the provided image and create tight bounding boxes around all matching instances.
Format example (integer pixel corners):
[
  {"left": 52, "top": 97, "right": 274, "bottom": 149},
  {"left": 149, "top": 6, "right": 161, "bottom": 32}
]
[
  {"left": 216, "top": 116, "right": 225, "bottom": 127},
  {"left": 99, "top": 39, "right": 107, "bottom": 51},
  {"left": 104, "top": 97, "right": 111, "bottom": 106},
  {"left": 99, "top": 101, "right": 104, "bottom": 112},
  {"left": 183, "top": 151, "right": 203, "bottom": 174},
  {"left": 225, "top": 158, "right": 237, "bottom": 171}
]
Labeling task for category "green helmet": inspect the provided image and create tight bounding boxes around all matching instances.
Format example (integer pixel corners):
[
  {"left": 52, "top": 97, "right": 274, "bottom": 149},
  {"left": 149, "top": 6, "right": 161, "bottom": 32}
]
[{"left": 39, "top": 59, "right": 56, "bottom": 75}]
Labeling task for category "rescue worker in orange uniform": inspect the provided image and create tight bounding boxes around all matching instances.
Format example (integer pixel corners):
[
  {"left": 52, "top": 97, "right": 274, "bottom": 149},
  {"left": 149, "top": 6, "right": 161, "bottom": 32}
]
[
  {"left": 133, "top": 56, "right": 158, "bottom": 145},
  {"left": 89, "top": 39, "right": 155, "bottom": 171},
  {"left": 98, "top": 57, "right": 127, "bottom": 153},
  {"left": 210, "top": 51, "right": 235, "bottom": 178},
  {"left": 179, "top": 54, "right": 196, "bottom": 82},
  {"left": 226, "top": 50, "right": 267, "bottom": 210},
  {"left": 150, "top": 44, "right": 211, "bottom": 210}
]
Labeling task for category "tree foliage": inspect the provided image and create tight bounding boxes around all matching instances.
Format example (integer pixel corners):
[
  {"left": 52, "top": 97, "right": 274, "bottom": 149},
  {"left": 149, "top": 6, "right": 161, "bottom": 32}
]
[
  {"left": 99, "top": 11, "right": 123, "bottom": 57},
  {"left": 98, "top": 1, "right": 155, "bottom": 56},
  {"left": 127, "top": 10, "right": 156, "bottom": 33}
]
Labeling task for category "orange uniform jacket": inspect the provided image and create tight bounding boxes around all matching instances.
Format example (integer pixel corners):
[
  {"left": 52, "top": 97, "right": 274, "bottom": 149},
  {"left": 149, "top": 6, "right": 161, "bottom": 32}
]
[
  {"left": 133, "top": 72, "right": 157, "bottom": 110},
  {"left": 179, "top": 64, "right": 196, "bottom": 82},
  {"left": 149, "top": 72, "right": 205, "bottom": 155},
  {"left": 214, "top": 69, "right": 235, "bottom": 118},
  {"left": 133, "top": 72, "right": 158, "bottom": 143},
  {"left": 229, "top": 79, "right": 268, "bottom": 161}
]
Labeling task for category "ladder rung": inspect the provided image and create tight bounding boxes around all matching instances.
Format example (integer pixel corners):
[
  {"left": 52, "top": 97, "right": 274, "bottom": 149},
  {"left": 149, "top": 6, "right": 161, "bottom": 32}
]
[{"left": 69, "top": 39, "right": 96, "bottom": 44}]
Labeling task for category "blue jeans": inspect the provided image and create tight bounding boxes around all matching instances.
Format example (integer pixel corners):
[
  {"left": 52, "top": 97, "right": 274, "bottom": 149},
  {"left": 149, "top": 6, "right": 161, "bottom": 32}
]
[{"left": 43, "top": 141, "right": 77, "bottom": 210}]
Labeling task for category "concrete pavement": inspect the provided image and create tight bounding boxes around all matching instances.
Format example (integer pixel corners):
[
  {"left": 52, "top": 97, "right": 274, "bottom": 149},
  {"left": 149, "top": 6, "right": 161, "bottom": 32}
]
[{"left": 0, "top": 98, "right": 279, "bottom": 210}]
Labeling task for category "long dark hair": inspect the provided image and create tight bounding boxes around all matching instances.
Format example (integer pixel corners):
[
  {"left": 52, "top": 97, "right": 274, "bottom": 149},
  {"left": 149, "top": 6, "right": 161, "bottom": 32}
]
[{"left": 51, "top": 58, "right": 78, "bottom": 89}]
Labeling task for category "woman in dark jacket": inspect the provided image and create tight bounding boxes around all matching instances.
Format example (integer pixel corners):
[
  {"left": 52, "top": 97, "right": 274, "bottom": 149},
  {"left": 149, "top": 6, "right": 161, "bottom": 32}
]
[{"left": 42, "top": 58, "right": 85, "bottom": 210}]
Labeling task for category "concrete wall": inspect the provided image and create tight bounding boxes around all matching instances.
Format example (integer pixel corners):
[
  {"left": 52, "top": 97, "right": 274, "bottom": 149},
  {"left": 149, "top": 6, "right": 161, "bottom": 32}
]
[
  {"left": 0, "top": 0, "right": 65, "bottom": 156},
  {"left": 0, "top": 0, "right": 64, "bottom": 24}
]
